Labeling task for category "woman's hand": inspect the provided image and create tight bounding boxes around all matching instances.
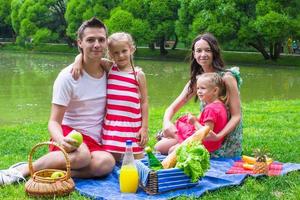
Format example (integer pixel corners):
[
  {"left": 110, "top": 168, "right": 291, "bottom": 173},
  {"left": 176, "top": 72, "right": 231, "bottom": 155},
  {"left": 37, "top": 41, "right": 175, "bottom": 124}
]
[
  {"left": 71, "top": 54, "right": 83, "bottom": 80},
  {"left": 137, "top": 127, "right": 148, "bottom": 147}
]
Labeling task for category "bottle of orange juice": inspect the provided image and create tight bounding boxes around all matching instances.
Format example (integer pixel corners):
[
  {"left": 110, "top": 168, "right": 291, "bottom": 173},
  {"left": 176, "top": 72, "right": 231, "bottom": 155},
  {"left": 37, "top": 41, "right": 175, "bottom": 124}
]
[{"left": 119, "top": 140, "right": 139, "bottom": 193}]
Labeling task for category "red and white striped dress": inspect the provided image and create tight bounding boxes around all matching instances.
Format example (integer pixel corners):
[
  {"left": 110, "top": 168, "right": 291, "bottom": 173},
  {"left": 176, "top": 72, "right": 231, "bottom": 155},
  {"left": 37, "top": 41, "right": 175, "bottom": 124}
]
[{"left": 101, "top": 65, "right": 143, "bottom": 154}]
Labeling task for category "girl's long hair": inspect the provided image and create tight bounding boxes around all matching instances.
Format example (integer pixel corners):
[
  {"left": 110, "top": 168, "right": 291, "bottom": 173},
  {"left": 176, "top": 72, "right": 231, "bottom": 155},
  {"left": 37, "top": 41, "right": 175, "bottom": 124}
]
[{"left": 188, "top": 33, "right": 225, "bottom": 97}]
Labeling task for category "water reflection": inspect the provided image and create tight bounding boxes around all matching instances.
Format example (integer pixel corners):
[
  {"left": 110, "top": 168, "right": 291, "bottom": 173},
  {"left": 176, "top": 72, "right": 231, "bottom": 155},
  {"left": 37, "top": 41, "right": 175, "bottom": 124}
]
[{"left": 0, "top": 51, "right": 299, "bottom": 125}]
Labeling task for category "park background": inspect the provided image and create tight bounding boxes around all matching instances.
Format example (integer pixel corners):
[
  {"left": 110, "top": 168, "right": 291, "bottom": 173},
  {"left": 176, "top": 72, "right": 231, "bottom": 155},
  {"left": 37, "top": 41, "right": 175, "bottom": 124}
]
[{"left": 0, "top": 0, "right": 300, "bottom": 199}]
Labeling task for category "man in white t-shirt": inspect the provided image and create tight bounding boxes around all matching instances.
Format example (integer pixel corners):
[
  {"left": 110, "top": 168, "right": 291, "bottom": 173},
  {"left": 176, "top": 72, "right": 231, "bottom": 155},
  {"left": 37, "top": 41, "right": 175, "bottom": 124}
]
[{"left": 0, "top": 17, "right": 115, "bottom": 185}]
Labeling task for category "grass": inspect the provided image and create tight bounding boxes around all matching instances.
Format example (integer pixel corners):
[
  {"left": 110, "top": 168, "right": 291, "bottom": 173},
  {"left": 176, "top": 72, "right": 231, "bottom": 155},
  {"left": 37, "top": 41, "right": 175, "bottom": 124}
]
[
  {"left": 1, "top": 43, "right": 300, "bottom": 67},
  {"left": 0, "top": 100, "right": 299, "bottom": 199}
]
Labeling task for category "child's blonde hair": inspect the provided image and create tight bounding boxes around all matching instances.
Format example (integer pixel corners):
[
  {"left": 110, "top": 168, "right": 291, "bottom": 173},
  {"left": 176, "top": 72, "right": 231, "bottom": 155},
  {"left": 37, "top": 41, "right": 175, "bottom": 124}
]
[
  {"left": 107, "top": 32, "right": 137, "bottom": 80},
  {"left": 197, "top": 73, "right": 227, "bottom": 102}
]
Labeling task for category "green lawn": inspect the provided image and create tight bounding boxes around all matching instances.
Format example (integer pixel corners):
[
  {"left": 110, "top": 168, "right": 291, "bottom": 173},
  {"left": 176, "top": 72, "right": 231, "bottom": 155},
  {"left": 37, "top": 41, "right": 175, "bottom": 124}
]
[{"left": 0, "top": 100, "right": 299, "bottom": 199}]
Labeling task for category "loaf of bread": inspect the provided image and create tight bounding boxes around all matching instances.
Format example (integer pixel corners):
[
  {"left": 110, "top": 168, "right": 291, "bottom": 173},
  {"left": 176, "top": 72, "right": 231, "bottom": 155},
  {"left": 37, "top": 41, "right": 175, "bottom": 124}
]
[{"left": 161, "top": 126, "right": 211, "bottom": 169}]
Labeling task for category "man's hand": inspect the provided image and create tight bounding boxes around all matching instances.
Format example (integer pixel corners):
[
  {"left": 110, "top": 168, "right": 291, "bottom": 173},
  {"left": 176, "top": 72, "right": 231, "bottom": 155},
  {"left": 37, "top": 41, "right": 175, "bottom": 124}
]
[{"left": 59, "top": 137, "right": 79, "bottom": 153}]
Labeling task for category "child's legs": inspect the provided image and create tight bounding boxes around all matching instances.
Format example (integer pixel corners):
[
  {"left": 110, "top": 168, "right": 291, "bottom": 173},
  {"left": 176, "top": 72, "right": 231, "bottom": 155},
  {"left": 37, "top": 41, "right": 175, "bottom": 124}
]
[
  {"left": 134, "top": 153, "right": 144, "bottom": 159},
  {"left": 111, "top": 153, "right": 122, "bottom": 162},
  {"left": 154, "top": 138, "right": 178, "bottom": 155},
  {"left": 168, "top": 144, "right": 180, "bottom": 154},
  {"left": 111, "top": 152, "right": 144, "bottom": 162}
]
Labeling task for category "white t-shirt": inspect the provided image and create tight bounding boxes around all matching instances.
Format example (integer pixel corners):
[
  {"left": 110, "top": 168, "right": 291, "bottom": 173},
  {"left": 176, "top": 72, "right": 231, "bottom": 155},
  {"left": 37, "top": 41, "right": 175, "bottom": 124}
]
[{"left": 52, "top": 64, "right": 107, "bottom": 143}]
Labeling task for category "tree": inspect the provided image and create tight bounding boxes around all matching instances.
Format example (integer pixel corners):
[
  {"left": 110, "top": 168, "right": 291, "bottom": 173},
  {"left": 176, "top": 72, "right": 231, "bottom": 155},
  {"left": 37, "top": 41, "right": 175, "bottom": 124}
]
[
  {"left": 121, "top": 0, "right": 179, "bottom": 55},
  {"left": 105, "top": 7, "right": 150, "bottom": 47},
  {"left": 237, "top": 0, "right": 300, "bottom": 60},
  {"left": 105, "top": 7, "right": 134, "bottom": 34},
  {"left": 175, "top": 0, "right": 300, "bottom": 60},
  {"left": 10, "top": 0, "right": 71, "bottom": 46},
  {"left": 65, "top": 0, "right": 120, "bottom": 42},
  {"left": 0, "top": 0, "right": 13, "bottom": 38},
  {"left": 146, "top": 0, "right": 179, "bottom": 55}
]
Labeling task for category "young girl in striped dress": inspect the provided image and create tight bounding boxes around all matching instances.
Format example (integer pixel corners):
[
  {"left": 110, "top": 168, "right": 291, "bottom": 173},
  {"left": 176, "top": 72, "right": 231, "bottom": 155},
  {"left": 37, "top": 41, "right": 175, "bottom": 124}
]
[
  {"left": 72, "top": 32, "right": 149, "bottom": 160},
  {"left": 102, "top": 32, "right": 149, "bottom": 160}
]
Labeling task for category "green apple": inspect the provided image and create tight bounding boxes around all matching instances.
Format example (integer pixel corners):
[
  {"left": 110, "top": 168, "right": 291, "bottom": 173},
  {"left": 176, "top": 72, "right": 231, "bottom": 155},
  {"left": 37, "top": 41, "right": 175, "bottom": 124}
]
[
  {"left": 50, "top": 171, "right": 65, "bottom": 179},
  {"left": 68, "top": 131, "right": 83, "bottom": 147}
]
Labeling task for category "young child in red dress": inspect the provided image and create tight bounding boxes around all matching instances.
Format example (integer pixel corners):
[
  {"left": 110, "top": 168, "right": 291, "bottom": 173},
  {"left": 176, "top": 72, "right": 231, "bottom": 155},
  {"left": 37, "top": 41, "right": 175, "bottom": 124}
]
[{"left": 155, "top": 72, "right": 228, "bottom": 154}]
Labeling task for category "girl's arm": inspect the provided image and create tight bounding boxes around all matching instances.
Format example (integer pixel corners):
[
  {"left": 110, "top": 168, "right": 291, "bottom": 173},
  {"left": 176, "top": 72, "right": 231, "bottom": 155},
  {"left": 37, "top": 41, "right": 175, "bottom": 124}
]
[
  {"left": 71, "top": 54, "right": 84, "bottom": 80},
  {"left": 217, "top": 72, "right": 241, "bottom": 138},
  {"left": 100, "top": 58, "right": 113, "bottom": 72},
  {"left": 163, "top": 81, "right": 196, "bottom": 137},
  {"left": 187, "top": 113, "right": 203, "bottom": 130},
  {"left": 137, "top": 70, "right": 149, "bottom": 147},
  {"left": 190, "top": 112, "right": 218, "bottom": 141},
  {"left": 71, "top": 54, "right": 113, "bottom": 79}
]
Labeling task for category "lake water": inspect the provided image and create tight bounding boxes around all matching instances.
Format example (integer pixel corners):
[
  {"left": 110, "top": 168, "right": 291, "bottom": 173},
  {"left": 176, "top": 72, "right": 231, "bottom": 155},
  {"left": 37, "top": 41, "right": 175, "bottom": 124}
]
[{"left": 1, "top": 51, "right": 300, "bottom": 125}]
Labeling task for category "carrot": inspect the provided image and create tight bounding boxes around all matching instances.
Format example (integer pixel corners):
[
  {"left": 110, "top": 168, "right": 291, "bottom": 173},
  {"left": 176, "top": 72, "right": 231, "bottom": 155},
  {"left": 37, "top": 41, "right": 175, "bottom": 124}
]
[
  {"left": 242, "top": 155, "right": 273, "bottom": 165},
  {"left": 243, "top": 163, "right": 254, "bottom": 170},
  {"left": 242, "top": 155, "right": 256, "bottom": 164}
]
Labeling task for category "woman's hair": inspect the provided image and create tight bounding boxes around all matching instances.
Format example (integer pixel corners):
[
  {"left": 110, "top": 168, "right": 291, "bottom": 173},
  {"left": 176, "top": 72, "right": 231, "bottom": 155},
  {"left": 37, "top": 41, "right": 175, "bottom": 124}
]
[
  {"left": 107, "top": 32, "right": 137, "bottom": 80},
  {"left": 188, "top": 33, "right": 225, "bottom": 97},
  {"left": 197, "top": 73, "right": 227, "bottom": 102}
]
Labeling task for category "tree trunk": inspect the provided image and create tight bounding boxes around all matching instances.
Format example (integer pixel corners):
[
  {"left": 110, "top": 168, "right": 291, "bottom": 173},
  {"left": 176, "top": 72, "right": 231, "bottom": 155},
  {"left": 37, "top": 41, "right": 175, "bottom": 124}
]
[
  {"left": 171, "top": 34, "right": 178, "bottom": 50},
  {"left": 51, "top": 0, "right": 75, "bottom": 47},
  {"left": 249, "top": 40, "right": 270, "bottom": 59},
  {"left": 159, "top": 37, "right": 168, "bottom": 55},
  {"left": 273, "top": 42, "right": 281, "bottom": 60},
  {"left": 148, "top": 43, "right": 155, "bottom": 50},
  {"left": 269, "top": 43, "right": 274, "bottom": 59},
  {"left": 269, "top": 42, "right": 281, "bottom": 61}
]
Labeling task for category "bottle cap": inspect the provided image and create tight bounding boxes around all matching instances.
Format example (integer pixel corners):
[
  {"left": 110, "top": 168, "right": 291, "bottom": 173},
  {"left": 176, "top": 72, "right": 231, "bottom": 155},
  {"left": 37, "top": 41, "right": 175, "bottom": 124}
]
[{"left": 126, "top": 140, "right": 132, "bottom": 146}]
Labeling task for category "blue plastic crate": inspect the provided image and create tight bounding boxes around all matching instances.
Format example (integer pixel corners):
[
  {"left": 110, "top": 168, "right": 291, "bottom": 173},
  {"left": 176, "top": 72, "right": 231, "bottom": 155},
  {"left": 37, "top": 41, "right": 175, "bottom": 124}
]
[{"left": 140, "top": 154, "right": 198, "bottom": 194}]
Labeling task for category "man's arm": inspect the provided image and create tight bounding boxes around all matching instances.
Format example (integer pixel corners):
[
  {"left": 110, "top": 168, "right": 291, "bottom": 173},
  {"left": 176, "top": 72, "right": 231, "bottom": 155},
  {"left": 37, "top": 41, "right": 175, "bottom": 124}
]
[{"left": 48, "top": 104, "right": 77, "bottom": 152}]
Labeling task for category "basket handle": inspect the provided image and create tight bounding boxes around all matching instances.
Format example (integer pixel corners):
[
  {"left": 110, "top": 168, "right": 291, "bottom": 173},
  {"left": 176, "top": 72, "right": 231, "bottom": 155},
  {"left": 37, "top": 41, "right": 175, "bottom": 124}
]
[{"left": 28, "top": 141, "right": 71, "bottom": 180}]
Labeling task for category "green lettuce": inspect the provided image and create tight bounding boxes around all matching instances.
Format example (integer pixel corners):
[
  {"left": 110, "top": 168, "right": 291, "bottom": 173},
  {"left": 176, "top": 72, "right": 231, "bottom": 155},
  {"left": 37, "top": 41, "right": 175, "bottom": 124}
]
[{"left": 175, "top": 141, "right": 210, "bottom": 182}]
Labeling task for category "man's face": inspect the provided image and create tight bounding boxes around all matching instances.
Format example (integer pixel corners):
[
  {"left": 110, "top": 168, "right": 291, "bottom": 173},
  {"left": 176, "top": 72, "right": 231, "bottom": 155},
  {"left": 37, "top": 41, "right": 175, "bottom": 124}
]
[{"left": 77, "top": 27, "right": 107, "bottom": 61}]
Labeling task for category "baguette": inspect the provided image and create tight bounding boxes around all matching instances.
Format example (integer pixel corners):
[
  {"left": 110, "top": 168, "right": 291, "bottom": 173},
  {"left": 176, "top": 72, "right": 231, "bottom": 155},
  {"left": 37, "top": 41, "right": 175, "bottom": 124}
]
[{"left": 161, "top": 125, "right": 211, "bottom": 169}]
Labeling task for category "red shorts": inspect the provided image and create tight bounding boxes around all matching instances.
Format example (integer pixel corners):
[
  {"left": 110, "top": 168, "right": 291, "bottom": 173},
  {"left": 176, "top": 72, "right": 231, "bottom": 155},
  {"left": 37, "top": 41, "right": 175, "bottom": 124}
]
[{"left": 49, "top": 125, "right": 104, "bottom": 152}]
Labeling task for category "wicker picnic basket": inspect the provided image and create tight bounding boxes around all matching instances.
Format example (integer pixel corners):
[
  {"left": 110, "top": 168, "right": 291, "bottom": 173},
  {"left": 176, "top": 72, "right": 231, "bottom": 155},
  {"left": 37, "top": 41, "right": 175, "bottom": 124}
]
[
  {"left": 25, "top": 141, "right": 75, "bottom": 197},
  {"left": 141, "top": 170, "right": 159, "bottom": 195}
]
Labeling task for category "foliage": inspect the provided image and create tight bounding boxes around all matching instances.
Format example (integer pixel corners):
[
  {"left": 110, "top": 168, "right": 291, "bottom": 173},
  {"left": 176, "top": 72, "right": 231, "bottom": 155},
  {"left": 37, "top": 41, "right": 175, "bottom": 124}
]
[
  {"left": 10, "top": 0, "right": 69, "bottom": 46},
  {"left": 105, "top": 7, "right": 150, "bottom": 47},
  {"left": 65, "top": 0, "right": 116, "bottom": 41},
  {"left": 175, "top": 0, "right": 300, "bottom": 60},
  {"left": 0, "top": 0, "right": 13, "bottom": 37},
  {"left": 3, "top": 0, "right": 300, "bottom": 60},
  {"left": 121, "top": 0, "right": 179, "bottom": 54},
  {"left": 176, "top": 141, "right": 210, "bottom": 182},
  {"left": 105, "top": 7, "right": 134, "bottom": 34}
]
